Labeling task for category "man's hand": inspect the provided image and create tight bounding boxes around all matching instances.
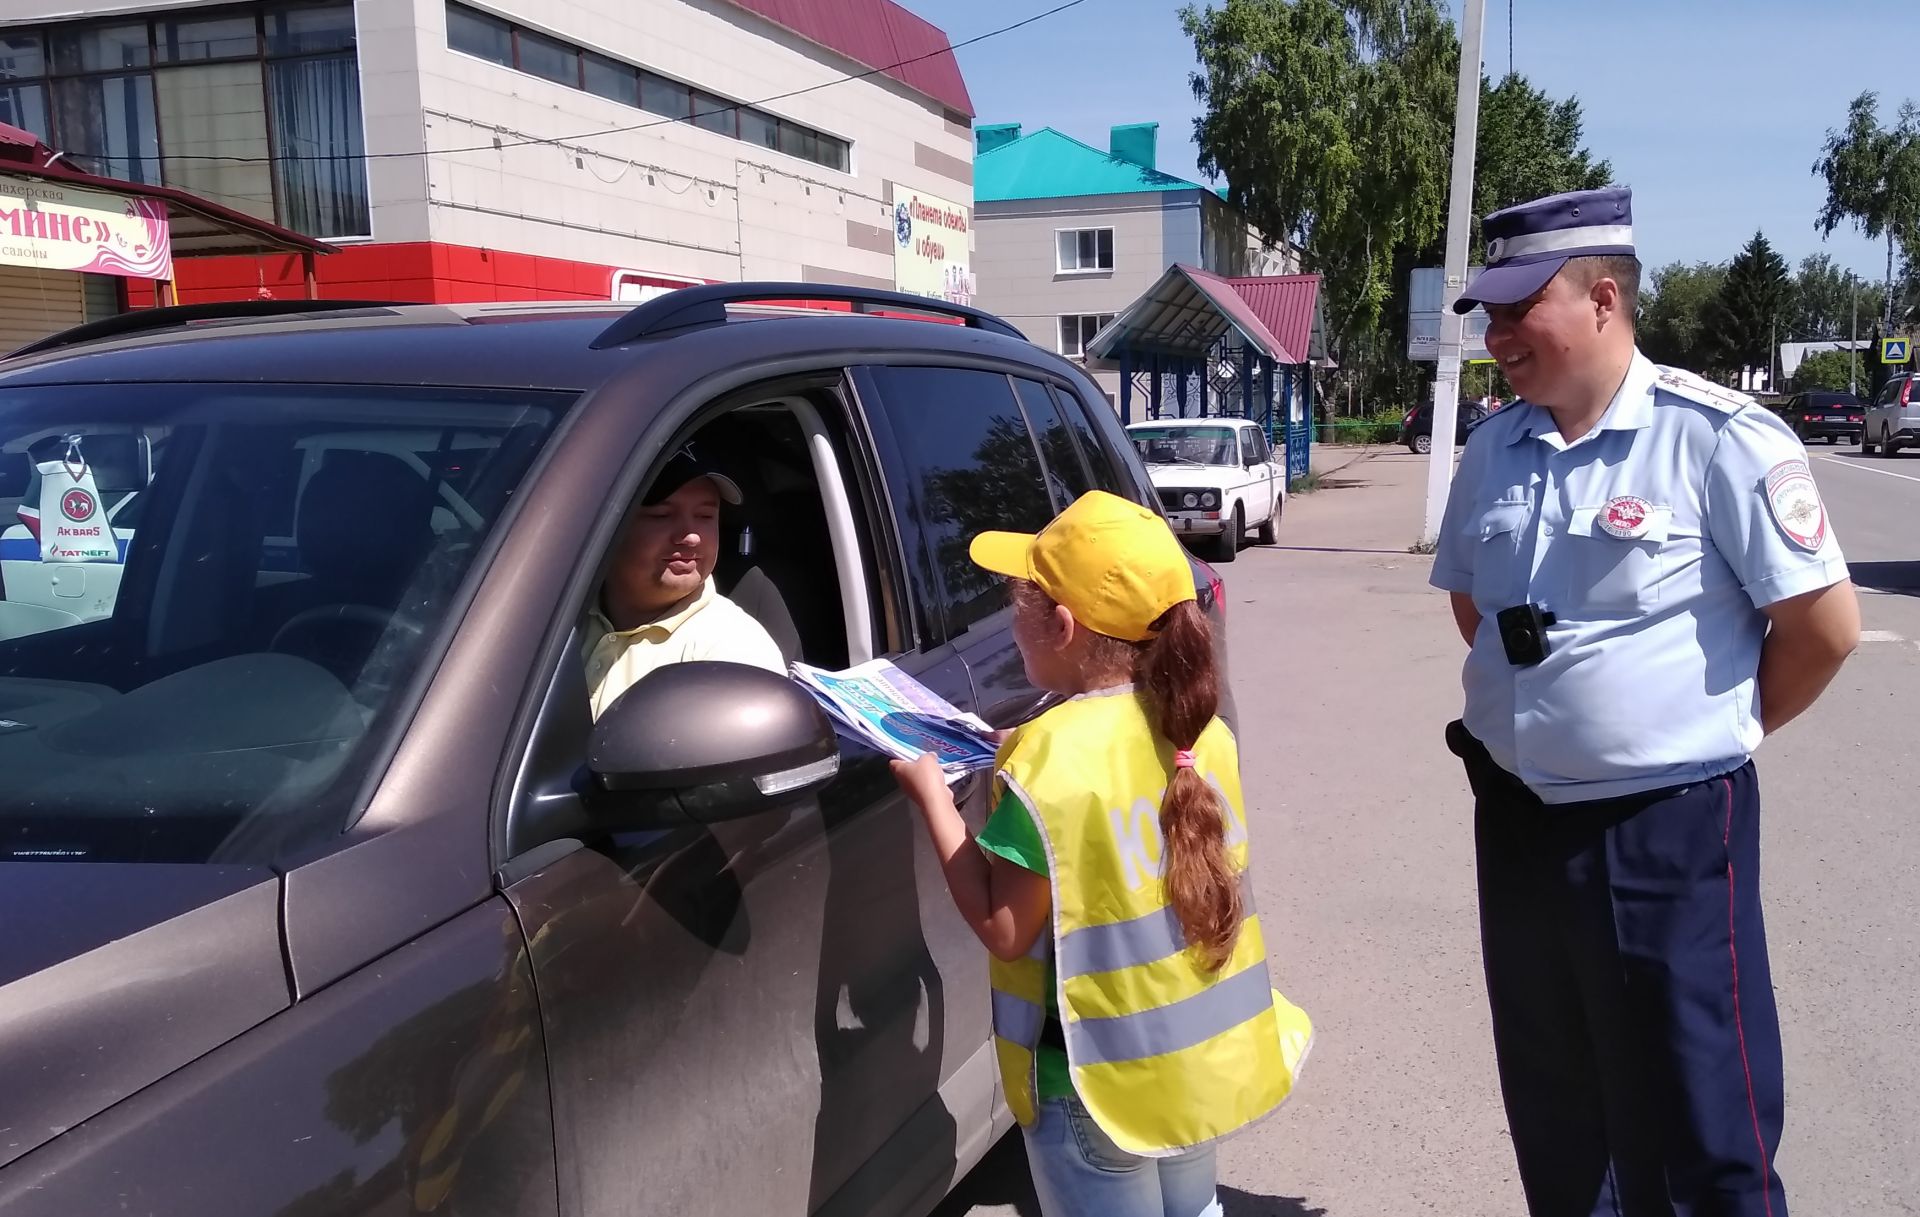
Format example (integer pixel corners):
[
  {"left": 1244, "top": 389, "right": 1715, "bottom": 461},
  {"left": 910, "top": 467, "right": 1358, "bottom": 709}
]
[
  {"left": 1449, "top": 592, "right": 1481, "bottom": 647},
  {"left": 1758, "top": 579, "right": 1860, "bottom": 734}
]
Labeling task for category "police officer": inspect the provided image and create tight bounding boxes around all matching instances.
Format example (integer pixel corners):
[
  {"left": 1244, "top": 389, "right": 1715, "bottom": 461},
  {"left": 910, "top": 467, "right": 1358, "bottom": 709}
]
[{"left": 1430, "top": 188, "right": 1861, "bottom": 1217}]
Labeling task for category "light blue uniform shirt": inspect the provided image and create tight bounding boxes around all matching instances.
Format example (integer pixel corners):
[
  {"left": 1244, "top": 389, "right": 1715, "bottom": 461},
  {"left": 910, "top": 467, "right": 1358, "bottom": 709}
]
[{"left": 1430, "top": 351, "right": 1849, "bottom": 803}]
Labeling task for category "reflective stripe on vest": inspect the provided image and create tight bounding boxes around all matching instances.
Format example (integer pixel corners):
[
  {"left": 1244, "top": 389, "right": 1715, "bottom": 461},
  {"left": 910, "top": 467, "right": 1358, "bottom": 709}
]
[
  {"left": 1058, "top": 873, "right": 1257, "bottom": 978},
  {"left": 991, "top": 988, "right": 1044, "bottom": 1048},
  {"left": 1065, "top": 958, "right": 1272, "bottom": 1066}
]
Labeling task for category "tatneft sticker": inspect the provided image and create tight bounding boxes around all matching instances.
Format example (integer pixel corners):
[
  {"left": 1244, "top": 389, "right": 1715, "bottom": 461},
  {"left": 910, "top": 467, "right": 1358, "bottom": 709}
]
[{"left": 1764, "top": 459, "right": 1826, "bottom": 551}]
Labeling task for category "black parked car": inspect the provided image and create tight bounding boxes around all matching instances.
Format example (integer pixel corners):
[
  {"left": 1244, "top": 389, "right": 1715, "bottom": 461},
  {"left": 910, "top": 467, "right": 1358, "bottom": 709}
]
[
  {"left": 1400, "top": 399, "right": 1492, "bottom": 453},
  {"left": 0, "top": 286, "right": 1232, "bottom": 1217},
  {"left": 1779, "top": 389, "right": 1866, "bottom": 445}
]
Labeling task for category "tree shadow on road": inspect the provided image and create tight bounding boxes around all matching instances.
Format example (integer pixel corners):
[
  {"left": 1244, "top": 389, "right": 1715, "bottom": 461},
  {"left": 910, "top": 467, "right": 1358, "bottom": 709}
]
[{"left": 929, "top": 1131, "right": 1326, "bottom": 1217}]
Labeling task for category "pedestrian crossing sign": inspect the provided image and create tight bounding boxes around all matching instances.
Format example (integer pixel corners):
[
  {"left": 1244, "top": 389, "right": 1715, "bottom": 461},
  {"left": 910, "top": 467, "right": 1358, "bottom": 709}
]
[{"left": 1884, "top": 337, "right": 1912, "bottom": 364}]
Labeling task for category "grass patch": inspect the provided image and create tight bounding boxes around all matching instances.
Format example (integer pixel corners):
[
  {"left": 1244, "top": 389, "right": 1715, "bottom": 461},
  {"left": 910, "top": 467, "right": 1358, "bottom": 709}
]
[
  {"left": 1407, "top": 539, "right": 1439, "bottom": 555},
  {"left": 1288, "top": 471, "right": 1325, "bottom": 495}
]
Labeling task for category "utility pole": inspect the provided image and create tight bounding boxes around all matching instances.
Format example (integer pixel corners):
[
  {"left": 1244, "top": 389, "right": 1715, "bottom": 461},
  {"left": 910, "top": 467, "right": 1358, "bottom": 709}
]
[
  {"left": 1850, "top": 271, "right": 1858, "bottom": 396},
  {"left": 1421, "top": 0, "right": 1487, "bottom": 546}
]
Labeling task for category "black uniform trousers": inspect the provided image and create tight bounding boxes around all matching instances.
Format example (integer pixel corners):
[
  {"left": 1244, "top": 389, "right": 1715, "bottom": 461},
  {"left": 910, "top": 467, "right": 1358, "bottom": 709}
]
[{"left": 1447, "top": 721, "right": 1788, "bottom": 1217}]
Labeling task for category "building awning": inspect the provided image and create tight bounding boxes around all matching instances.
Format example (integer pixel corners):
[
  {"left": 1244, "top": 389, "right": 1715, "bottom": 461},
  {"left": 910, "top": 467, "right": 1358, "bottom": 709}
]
[
  {"left": 1087, "top": 264, "right": 1328, "bottom": 368},
  {"left": 0, "top": 122, "right": 335, "bottom": 260}
]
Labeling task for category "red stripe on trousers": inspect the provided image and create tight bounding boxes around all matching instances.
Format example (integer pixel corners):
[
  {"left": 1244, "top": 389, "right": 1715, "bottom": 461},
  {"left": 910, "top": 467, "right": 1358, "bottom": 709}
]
[{"left": 1723, "top": 776, "right": 1776, "bottom": 1217}]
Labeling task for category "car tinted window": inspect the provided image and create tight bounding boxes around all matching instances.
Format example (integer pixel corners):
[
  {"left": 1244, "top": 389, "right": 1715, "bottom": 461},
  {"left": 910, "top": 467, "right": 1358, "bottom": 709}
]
[
  {"left": 0, "top": 384, "right": 568, "bottom": 864},
  {"left": 866, "top": 366, "right": 1053, "bottom": 640},
  {"left": 1048, "top": 385, "right": 1122, "bottom": 487},
  {"left": 1011, "top": 378, "right": 1094, "bottom": 506},
  {"left": 1129, "top": 426, "right": 1237, "bottom": 465}
]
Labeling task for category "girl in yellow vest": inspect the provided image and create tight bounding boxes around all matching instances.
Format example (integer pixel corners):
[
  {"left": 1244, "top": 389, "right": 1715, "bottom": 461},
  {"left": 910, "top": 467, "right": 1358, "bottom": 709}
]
[{"left": 892, "top": 490, "right": 1311, "bottom": 1217}]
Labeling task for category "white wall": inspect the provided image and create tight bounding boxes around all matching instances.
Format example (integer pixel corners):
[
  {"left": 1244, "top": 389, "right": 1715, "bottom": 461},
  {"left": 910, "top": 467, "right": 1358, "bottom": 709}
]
[
  {"left": 388, "top": 0, "right": 974, "bottom": 285},
  {"left": 0, "top": 0, "right": 975, "bottom": 286}
]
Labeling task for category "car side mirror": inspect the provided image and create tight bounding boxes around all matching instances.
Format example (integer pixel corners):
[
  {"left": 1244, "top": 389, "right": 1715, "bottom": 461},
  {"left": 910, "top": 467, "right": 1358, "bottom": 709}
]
[{"left": 587, "top": 661, "right": 839, "bottom": 828}]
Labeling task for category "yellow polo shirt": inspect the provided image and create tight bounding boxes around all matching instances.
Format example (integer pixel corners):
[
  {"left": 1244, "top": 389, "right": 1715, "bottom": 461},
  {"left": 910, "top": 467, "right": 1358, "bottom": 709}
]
[{"left": 583, "top": 577, "right": 786, "bottom": 718}]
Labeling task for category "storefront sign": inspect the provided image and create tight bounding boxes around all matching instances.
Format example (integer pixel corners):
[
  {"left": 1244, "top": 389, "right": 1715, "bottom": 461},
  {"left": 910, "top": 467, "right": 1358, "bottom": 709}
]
[
  {"left": 0, "top": 179, "right": 173, "bottom": 282},
  {"left": 892, "top": 189, "right": 973, "bottom": 306}
]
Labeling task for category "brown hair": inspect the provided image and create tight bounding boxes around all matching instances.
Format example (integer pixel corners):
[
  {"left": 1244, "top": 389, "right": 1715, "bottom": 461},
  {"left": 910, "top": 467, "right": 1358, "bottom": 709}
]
[
  {"left": 1564, "top": 254, "right": 1642, "bottom": 320},
  {"left": 1013, "top": 584, "right": 1242, "bottom": 971}
]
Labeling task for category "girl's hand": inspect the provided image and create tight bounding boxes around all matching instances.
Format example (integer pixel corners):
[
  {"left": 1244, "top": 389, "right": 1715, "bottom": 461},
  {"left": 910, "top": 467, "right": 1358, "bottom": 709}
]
[{"left": 889, "top": 752, "right": 948, "bottom": 809}]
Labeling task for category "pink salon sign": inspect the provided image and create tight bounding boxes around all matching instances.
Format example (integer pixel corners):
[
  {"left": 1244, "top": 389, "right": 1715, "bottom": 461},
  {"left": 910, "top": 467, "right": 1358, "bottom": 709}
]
[{"left": 0, "top": 179, "right": 173, "bottom": 282}]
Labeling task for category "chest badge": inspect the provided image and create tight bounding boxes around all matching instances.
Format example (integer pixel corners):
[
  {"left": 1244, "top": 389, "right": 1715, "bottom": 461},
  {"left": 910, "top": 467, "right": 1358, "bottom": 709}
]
[
  {"left": 1598, "top": 495, "right": 1655, "bottom": 539},
  {"left": 1764, "top": 459, "right": 1826, "bottom": 551}
]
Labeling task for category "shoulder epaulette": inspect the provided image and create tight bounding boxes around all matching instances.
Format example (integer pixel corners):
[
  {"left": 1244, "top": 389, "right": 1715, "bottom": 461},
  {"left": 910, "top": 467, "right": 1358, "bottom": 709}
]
[{"left": 1652, "top": 366, "right": 1754, "bottom": 415}]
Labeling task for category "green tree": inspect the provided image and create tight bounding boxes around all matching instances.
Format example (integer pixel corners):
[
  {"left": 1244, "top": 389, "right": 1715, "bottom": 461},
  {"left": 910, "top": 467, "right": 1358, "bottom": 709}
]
[
  {"left": 1467, "top": 73, "right": 1613, "bottom": 248},
  {"left": 1792, "top": 349, "right": 1863, "bottom": 393},
  {"left": 1790, "top": 252, "right": 1881, "bottom": 341},
  {"left": 1814, "top": 92, "right": 1920, "bottom": 331},
  {"left": 1640, "top": 260, "right": 1728, "bottom": 371},
  {"left": 1707, "top": 232, "right": 1793, "bottom": 376},
  {"left": 1182, "top": 0, "right": 1457, "bottom": 347}
]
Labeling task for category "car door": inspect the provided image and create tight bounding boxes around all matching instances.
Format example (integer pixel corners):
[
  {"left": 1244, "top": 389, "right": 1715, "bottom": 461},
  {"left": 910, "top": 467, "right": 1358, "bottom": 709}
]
[
  {"left": 493, "top": 372, "right": 983, "bottom": 1217},
  {"left": 1244, "top": 426, "right": 1278, "bottom": 518}
]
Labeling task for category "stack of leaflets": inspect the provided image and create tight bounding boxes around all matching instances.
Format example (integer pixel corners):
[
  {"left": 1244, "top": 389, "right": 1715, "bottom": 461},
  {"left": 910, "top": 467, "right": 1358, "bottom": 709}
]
[{"left": 791, "top": 659, "right": 998, "bottom": 781}]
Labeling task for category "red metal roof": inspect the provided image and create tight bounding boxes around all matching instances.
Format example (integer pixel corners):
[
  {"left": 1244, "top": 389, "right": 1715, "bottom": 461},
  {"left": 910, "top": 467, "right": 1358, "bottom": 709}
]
[
  {"left": 725, "top": 0, "right": 974, "bottom": 117},
  {"left": 0, "top": 122, "right": 334, "bottom": 259},
  {"left": 1086, "top": 265, "right": 1326, "bottom": 368},
  {"left": 1178, "top": 266, "right": 1293, "bottom": 362},
  {"left": 1225, "top": 273, "right": 1325, "bottom": 364}
]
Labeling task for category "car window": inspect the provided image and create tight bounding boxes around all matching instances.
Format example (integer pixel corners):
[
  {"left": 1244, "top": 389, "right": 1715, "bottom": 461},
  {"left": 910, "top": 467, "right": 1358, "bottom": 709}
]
[
  {"left": 0, "top": 384, "right": 568, "bottom": 864},
  {"left": 1128, "top": 426, "right": 1238, "bottom": 466},
  {"left": 1046, "top": 385, "right": 1122, "bottom": 487},
  {"left": 1011, "top": 377, "right": 1094, "bottom": 506},
  {"left": 1247, "top": 429, "right": 1271, "bottom": 464},
  {"left": 865, "top": 366, "right": 1054, "bottom": 641}
]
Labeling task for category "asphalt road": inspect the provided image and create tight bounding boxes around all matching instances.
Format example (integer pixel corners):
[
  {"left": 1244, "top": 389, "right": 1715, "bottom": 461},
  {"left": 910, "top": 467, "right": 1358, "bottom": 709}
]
[{"left": 936, "top": 441, "right": 1919, "bottom": 1216}]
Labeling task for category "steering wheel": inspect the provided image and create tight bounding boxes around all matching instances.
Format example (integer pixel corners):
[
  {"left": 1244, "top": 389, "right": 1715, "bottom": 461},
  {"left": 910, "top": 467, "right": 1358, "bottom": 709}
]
[{"left": 269, "top": 603, "right": 425, "bottom": 656}]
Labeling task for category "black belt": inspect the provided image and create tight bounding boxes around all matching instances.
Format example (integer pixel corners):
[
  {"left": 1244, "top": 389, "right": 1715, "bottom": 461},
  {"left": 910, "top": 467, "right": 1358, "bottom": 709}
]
[{"left": 1445, "top": 719, "right": 1731, "bottom": 816}]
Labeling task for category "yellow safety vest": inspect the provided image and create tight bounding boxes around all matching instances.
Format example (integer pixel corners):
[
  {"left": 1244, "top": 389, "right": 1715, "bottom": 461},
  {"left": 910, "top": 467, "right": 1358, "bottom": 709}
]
[{"left": 987, "top": 687, "right": 1312, "bottom": 1157}]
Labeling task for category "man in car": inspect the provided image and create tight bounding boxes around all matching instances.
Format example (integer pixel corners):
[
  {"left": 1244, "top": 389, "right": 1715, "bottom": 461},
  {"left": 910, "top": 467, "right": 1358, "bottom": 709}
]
[{"left": 584, "top": 445, "right": 785, "bottom": 718}]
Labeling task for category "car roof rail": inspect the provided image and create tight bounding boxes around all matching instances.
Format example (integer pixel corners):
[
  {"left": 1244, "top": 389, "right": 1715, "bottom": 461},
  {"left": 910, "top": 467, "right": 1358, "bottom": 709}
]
[
  {"left": 7, "top": 299, "right": 414, "bottom": 359},
  {"left": 589, "top": 282, "right": 1024, "bottom": 348}
]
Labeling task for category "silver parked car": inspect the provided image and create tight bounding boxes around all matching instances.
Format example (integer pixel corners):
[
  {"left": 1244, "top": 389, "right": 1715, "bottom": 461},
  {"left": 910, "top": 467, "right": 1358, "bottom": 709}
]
[{"left": 1861, "top": 371, "right": 1918, "bottom": 456}]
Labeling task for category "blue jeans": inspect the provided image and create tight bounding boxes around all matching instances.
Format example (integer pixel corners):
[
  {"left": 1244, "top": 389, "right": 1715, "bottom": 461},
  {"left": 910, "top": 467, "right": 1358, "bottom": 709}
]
[{"left": 1022, "top": 1097, "right": 1223, "bottom": 1217}]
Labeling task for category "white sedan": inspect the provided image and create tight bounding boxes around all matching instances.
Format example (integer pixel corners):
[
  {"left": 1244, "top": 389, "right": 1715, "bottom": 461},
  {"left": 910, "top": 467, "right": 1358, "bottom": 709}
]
[{"left": 1125, "top": 418, "right": 1284, "bottom": 563}]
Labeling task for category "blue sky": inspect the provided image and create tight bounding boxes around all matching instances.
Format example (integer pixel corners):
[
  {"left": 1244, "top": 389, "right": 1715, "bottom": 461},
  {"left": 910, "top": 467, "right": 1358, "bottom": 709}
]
[{"left": 903, "top": 0, "right": 1920, "bottom": 280}]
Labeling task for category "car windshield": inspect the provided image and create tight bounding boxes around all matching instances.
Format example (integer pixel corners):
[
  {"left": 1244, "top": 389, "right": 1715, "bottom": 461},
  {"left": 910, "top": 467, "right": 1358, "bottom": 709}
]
[
  {"left": 1130, "top": 427, "right": 1238, "bottom": 466},
  {"left": 0, "top": 383, "right": 570, "bottom": 865}
]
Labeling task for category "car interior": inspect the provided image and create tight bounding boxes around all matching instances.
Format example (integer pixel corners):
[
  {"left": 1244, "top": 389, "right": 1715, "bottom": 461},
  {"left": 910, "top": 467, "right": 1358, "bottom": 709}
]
[{"left": 0, "top": 393, "right": 563, "bottom": 865}]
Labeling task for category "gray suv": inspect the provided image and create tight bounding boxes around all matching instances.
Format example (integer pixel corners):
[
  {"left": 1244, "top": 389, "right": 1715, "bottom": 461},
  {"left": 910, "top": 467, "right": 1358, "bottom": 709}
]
[
  {"left": 1861, "top": 370, "right": 1918, "bottom": 456},
  {"left": 0, "top": 286, "right": 1234, "bottom": 1217}
]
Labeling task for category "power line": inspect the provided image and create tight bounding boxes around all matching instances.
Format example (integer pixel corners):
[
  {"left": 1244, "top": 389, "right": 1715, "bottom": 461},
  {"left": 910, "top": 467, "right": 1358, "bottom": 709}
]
[
  {"left": 45, "top": 0, "right": 1090, "bottom": 167},
  {"left": 1508, "top": 0, "right": 1514, "bottom": 77}
]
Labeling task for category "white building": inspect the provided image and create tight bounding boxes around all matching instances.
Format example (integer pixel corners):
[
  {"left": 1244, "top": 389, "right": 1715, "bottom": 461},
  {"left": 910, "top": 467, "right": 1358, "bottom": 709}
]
[{"left": 0, "top": 0, "right": 976, "bottom": 313}]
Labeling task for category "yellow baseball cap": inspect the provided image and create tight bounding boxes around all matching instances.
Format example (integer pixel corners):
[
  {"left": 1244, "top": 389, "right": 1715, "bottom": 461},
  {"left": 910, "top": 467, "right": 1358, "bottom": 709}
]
[{"left": 969, "top": 490, "right": 1196, "bottom": 643}]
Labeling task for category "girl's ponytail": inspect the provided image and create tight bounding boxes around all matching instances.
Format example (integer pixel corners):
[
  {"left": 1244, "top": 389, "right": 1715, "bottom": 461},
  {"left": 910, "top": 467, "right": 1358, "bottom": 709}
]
[{"left": 1137, "top": 601, "right": 1241, "bottom": 972}]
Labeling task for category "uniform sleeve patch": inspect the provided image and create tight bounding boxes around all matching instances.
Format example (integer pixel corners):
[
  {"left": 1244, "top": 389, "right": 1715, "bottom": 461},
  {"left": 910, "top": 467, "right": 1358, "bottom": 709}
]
[{"left": 1764, "top": 459, "right": 1826, "bottom": 551}]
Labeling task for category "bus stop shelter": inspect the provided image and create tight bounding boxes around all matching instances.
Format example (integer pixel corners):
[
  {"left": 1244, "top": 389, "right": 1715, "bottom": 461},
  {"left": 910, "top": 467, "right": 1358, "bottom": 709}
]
[{"left": 1086, "top": 265, "right": 1326, "bottom": 481}]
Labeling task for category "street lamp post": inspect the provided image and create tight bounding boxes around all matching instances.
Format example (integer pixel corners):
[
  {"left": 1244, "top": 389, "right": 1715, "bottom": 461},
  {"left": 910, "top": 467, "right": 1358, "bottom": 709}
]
[
  {"left": 1420, "top": 0, "right": 1488, "bottom": 546},
  {"left": 1850, "top": 271, "right": 1858, "bottom": 396}
]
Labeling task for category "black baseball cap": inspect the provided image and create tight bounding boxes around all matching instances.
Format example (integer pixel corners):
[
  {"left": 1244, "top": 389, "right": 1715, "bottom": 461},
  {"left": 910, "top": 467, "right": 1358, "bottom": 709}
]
[{"left": 643, "top": 444, "right": 743, "bottom": 506}]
